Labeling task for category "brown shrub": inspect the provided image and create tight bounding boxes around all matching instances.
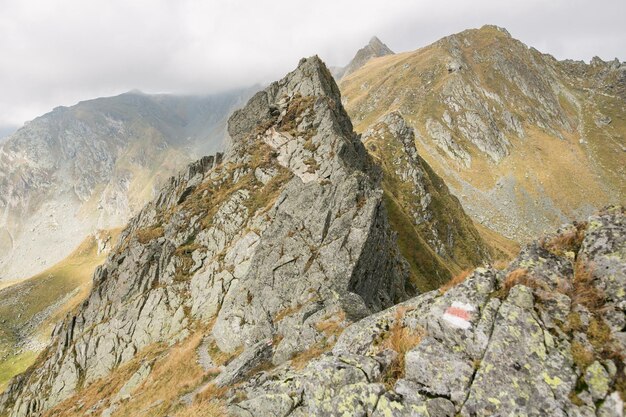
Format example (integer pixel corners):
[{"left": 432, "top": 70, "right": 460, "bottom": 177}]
[
  {"left": 571, "top": 340, "right": 594, "bottom": 370},
  {"left": 439, "top": 269, "right": 471, "bottom": 294},
  {"left": 570, "top": 261, "right": 604, "bottom": 311},
  {"left": 542, "top": 221, "right": 588, "bottom": 256},
  {"left": 496, "top": 269, "right": 546, "bottom": 298},
  {"left": 380, "top": 306, "right": 425, "bottom": 387},
  {"left": 587, "top": 317, "right": 611, "bottom": 351}
]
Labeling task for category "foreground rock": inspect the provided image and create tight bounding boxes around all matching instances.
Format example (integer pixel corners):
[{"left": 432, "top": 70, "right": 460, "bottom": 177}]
[{"left": 224, "top": 207, "right": 625, "bottom": 416}]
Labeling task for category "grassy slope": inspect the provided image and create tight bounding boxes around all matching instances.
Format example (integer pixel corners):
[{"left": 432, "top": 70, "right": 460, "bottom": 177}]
[
  {"left": 0, "top": 230, "right": 119, "bottom": 392},
  {"left": 340, "top": 26, "right": 625, "bottom": 241},
  {"left": 39, "top": 328, "right": 227, "bottom": 417},
  {"left": 364, "top": 127, "right": 496, "bottom": 291}
]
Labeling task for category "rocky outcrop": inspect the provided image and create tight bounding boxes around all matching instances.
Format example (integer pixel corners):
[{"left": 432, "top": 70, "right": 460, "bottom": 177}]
[
  {"left": 332, "top": 36, "right": 394, "bottom": 80},
  {"left": 362, "top": 112, "right": 491, "bottom": 282},
  {"left": 0, "top": 56, "right": 414, "bottom": 417},
  {"left": 222, "top": 207, "right": 626, "bottom": 416}
]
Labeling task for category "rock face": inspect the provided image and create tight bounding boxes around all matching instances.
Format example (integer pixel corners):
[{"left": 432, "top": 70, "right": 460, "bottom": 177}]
[
  {"left": 223, "top": 207, "right": 626, "bottom": 417},
  {"left": 362, "top": 111, "right": 492, "bottom": 290},
  {"left": 340, "top": 25, "right": 626, "bottom": 242},
  {"left": 0, "top": 56, "right": 416, "bottom": 417},
  {"left": 0, "top": 89, "right": 253, "bottom": 280},
  {"left": 332, "top": 36, "right": 394, "bottom": 80}
]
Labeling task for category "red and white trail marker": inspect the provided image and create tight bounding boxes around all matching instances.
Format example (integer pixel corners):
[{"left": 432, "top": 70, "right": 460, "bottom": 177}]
[{"left": 442, "top": 301, "right": 475, "bottom": 330}]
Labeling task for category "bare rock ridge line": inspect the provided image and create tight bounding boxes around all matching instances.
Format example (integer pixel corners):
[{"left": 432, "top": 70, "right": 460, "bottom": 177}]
[{"left": 0, "top": 55, "right": 415, "bottom": 416}]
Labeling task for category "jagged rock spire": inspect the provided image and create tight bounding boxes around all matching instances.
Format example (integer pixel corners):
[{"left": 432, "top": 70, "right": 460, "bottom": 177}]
[{"left": 0, "top": 56, "right": 411, "bottom": 416}]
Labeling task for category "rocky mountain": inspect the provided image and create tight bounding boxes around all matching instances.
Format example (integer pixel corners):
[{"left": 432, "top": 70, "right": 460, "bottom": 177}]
[
  {"left": 0, "top": 88, "right": 254, "bottom": 280},
  {"left": 331, "top": 36, "right": 394, "bottom": 80},
  {"left": 0, "top": 127, "right": 16, "bottom": 143},
  {"left": 0, "top": 56, "right": 497, "bottom": 417},
  {"left": 340, "top": 25, "right": 626, "bottom": 242},
  {"left": 0, "top": 229, "right": 119, "bottom": 392}
]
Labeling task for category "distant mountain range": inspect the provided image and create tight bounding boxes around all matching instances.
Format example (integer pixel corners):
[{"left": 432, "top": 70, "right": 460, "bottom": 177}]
[
  {"left": 0, "top": 127, "right": 17, "bottom": 142},
  {"left": 0, "top": 88, "right": 255, "bottom": 280}
]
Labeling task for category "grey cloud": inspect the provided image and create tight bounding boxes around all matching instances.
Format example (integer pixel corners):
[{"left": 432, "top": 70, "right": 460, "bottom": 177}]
[{"left": 1, "top": 0, "right": 624, "bottom": 126}]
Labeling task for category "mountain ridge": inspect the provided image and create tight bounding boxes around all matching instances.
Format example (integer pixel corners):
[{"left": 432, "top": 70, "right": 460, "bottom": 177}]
[
  {"left": 340, "top": 24, "right": 626, "bottom": 242},
  {"left": 0, "top": 26, "right": 623, "bottom": 417}
]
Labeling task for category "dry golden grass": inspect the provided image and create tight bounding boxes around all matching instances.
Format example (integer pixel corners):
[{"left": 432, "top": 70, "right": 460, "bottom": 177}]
[
  {"left": 195, "top": 383, "right": 229, "bottom": 403},
  {"left": 42, "top": 343, "right": 166, "bottom": 417},
  {"left": 273, "top": 303, "right": 304, "bottom": 324},
  {"left": 41, "top": 321, "right": 233, "bottom": 417},
  {"left": 542, "top": 222, "right": 588, "bottom": 257},
  {"left": 206, "top": 339, "right": 242, "bottom": 367},
  {"left": 135, "top": 225, "right": 165, "bottom": 244},
  {"left": 111, "top": 332, "right": 209, "bottom": 417},
  {"left": 290, "top": 343, "right": 329, "bottom": 371},
  {"left": 439, "top": 269, "right": 472, "bottom": 294},
  {"left": 380, "top": 307, "right": 425, "bottom": 387},
  {"left": 495, "top": 269, "right": 548, "bottom": 299},
  {"left": 290, "top": 310, "right": 347, "bottom": 370},
  {"left": 314, "top": 310, "right": 346, "bottom": 337},
  {"left": 172, "top": 400, "right": 227, "bottom": 417},
  {"left": 492, "top": 259, "right": 510, "bottom": 270}
]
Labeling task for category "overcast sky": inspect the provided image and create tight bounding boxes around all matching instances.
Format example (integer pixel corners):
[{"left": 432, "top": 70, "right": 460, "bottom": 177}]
[{"left": 1, "top": 0, "right": 624, "bottom": 128}]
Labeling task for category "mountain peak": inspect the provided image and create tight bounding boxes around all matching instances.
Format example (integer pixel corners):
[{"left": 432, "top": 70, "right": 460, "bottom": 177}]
[
  {"left": 332, "top": 36, "right": 394, "bottom": 80},
  {"left": 227, "top": 55, "right": 372, "bottom": 187},
  {"left": 228, "top": 55, "right": 348, "bottom": 146},
  {"left": 368, "top": 36, "right": 384, "bottom": 47},
  {"left": 367, "top": 36, "right": 393, "bottom": 53},
  {"left": 477, "top": 24, "right": 511, "bottom": 37}
]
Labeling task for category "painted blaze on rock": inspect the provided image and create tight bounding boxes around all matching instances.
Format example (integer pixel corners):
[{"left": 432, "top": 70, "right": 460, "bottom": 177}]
[{"left": 442, "top": 301, "right": 475, "bottom": 330}]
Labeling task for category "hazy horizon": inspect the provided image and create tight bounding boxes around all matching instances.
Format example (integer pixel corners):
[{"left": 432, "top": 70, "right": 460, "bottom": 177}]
[{"left": 1, "top": 0, "right": 624, "bottom": 128}]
